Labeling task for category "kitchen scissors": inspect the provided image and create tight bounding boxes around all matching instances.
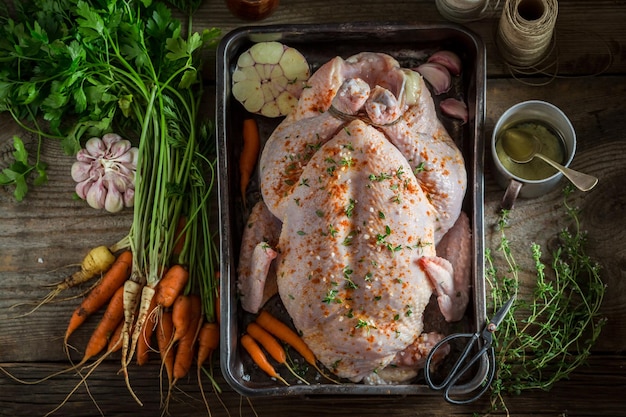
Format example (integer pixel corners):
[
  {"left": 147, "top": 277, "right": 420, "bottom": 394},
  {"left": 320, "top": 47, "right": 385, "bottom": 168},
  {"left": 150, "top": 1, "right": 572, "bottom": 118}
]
[{"left": 424, "top": 296, "right": 516, "bottom": 404}]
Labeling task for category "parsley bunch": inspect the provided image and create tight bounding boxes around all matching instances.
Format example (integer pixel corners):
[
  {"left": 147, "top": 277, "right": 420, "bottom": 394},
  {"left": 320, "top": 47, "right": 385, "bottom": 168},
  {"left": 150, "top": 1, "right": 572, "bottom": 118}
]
[
  {"left": 0, "top": 0, "right": 221, "bottom": 314},
  {"left": 485, "top": 186, "right": 606, "bottom": 413},
  {"left": 0, "top": 0, "right": 219, "bottom": 200}
]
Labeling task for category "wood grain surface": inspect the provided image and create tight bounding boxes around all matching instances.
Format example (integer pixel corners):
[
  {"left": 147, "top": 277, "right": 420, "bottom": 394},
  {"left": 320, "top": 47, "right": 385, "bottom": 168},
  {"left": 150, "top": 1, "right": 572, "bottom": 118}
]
[{"left": 1, "top": 1, "right": 625, "bottom": 416}]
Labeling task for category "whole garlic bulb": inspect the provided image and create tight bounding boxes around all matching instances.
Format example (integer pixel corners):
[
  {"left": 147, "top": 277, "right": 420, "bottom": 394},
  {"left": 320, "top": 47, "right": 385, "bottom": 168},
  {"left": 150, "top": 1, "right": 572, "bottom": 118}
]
[{"left": 71, "top": 133, "right": 138, "bottom": 213}]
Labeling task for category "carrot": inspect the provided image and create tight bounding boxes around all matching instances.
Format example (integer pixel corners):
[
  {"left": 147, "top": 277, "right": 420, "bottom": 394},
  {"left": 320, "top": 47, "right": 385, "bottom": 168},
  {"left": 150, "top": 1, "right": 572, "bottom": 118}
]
[
  {"left": 246, "top": 322, "right": 286, "bottom": 363},
  {"left": 239, "top": 118, "right": 260, "bottom": 205},
  {"left": 241, "top": 334, "right": 288, "bottom": 386},
  {"left": 173, "top": 295, "right": 202, "bottom": 381},
  {"left": 64, "top": 250, "right": 132, "bottom": 344},
  {"left": 126, "top": 283, "right": 156, "bottom": 366},
  {"left": 256, "top": 310, "right": 339, "bottom": 383},
  {"left": 197, "top": 322, "right": 219, "bottom": 369},
  {"left": 136, "top": 288, "right": 159, "bottom": 366},
  {"left": 255, "top": 310, "right": 316, "bottom": 366},
  {"left": 108, "top": 321, "right": 125, "bottom": 353},
  {"left": 81, "top": 285, "right": 125, "bottom": 363},
  {"left": 196, "top": 321, "right": 221, "bottom": 416},
  {"left": 171, "top": 294, "right": 192, "bottom": 344},
  {"left": 155, "top": 264, "right": 189, "bottom": 308},
  {"left": 247, "top": 322, "right": 309, "bottom": 385},
  {"left": 156, "top": 311, "right": 175, "bottom": 386}
]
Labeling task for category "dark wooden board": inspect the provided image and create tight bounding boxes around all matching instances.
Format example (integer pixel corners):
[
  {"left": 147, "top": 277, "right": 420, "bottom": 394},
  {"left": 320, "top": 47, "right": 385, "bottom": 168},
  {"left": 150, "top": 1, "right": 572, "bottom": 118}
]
[{"left": 1, "top": 0, "right": 626, "bottom": 415}]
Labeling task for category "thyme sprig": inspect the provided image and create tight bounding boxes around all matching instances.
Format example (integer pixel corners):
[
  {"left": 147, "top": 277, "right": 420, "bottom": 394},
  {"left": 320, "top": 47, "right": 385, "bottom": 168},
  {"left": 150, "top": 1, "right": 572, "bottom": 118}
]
[{"left": 485, "top": 186, "right": 606, "bottom": 413}]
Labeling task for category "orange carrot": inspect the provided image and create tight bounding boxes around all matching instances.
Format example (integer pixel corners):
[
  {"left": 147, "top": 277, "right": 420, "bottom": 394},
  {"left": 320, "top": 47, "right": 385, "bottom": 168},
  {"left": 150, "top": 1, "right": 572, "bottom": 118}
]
[
  {"left": 82, "top": 285, "right": 125, "bottom": 362},
  {"left": 239, "top": 118, "right": 260, "bottom": 205},
  {"left": 156, "top": 311, "right": 175, "bottom": 385},
  {"left": 197, "top": 322, "right": 219, "bottom": 369},
  {"left": 173, "top": 295, "right": 202, "bottom": 381},
  {"left": 247, "top": 322, "right": 309, "bottom": 385},
  {"left": 65, "top": 250, "right": 132, "bottom": 344},
  {"left": 155, "top": 264, "right": 189, "bottom": 308},
  {"left": 241, "top": 334, "right": 288, "bottom": 386},
  {"left": 256, "top": 310, "right": 339, "bottom": 384},
  {"left": 256, "top": 310, "right": 316, "bottom": 366},
  {"left": 171, "top": 294, "right": 192, "bottom": 343},
  {"left": 136, "top": 288, "right": 159, "bottom": 366},
  {"left": 108, "top": 321, "right": 124, "bottom": 353},
  {"left": 246, "top": 322, "right": 286, "bottom": 363}
]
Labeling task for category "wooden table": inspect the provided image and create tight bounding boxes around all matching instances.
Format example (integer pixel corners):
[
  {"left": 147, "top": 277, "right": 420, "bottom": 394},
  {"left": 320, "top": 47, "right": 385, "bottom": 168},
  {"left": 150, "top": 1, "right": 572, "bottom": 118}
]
[{"left": 1, "top": 1, "right": 625, "bottom": 416}]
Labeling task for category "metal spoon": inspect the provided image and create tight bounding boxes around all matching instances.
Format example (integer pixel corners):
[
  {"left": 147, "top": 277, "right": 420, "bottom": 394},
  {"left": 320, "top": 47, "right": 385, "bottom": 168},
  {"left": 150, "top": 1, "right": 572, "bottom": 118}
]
[{"left": 501, "top": 128, "right": 598, "bottom": 192}]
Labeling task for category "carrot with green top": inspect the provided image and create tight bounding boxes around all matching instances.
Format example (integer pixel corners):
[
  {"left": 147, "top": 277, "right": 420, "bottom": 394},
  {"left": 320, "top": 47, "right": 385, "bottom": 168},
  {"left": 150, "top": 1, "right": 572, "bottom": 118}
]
[{"left": 155, "top": 264, "right": 189, "bottom": 308}]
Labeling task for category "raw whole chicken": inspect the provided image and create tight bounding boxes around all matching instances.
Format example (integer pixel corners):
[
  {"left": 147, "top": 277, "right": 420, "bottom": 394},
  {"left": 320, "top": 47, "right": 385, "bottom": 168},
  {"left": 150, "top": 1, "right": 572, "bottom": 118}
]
[{"left": 237, "top": 52, "right": 471, "bottom": 383}]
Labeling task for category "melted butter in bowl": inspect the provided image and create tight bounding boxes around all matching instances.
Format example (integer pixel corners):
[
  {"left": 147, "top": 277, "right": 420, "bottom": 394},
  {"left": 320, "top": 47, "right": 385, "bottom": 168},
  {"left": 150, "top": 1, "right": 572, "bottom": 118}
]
[{"left": 495, "top": 120, "right": 567, "bottom": 180}]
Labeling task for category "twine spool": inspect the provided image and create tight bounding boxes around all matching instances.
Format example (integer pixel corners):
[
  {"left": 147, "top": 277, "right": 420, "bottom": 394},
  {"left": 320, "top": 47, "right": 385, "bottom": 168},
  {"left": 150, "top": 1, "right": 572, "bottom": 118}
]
[
  {"left": 435, "top": 0, "right": 492, "bottom": 22},
  {"left": 496, "top": 0, "right": 558, "bottom": 67}
]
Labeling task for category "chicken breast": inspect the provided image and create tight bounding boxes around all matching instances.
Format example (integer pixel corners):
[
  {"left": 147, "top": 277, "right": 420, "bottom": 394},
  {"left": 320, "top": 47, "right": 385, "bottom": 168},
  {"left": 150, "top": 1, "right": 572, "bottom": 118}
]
[{"left": 276, "top": 119, "right": 443, "bottom": 381}]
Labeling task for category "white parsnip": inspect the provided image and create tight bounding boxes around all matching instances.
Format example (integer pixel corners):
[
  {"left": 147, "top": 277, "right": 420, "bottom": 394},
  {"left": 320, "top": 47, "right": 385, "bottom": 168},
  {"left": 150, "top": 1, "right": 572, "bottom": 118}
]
[{"left": 232, "top": 41, "right": 310, "bottom": 117}]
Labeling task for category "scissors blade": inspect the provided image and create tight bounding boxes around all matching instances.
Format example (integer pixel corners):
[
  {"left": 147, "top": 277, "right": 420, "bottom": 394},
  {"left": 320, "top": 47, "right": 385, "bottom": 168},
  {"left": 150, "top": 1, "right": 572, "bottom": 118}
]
[{"left": 489, "top": 296, "right": 515, "bottom": 330}]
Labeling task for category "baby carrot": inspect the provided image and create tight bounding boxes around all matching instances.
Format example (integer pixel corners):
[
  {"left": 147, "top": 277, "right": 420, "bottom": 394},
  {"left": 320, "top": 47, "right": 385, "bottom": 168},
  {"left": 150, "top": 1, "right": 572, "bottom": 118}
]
[
  {"left": 239, "top": 118, "right": 260, "bottom": 205},
  {"left": 197, "top": 322, "right": 219, "bottom": 369},
  {"left": 247, "top": 322, "right": 309, "bottom": 385},
  {"left": 108, "top": 321, "right": 124, "bottom": 353},
  {"left": 246, "top": 322, "right": 286, "bottom": 363},
  {"left": 156, "top": 311, "right": 175, "bottom": 386},
  {"left": 173, "top": 295, "right": 202, "bottom": 381},
  {"left": 136, "top": 288, "right": 159, "bottom": 366},
  {"left": 241, "top": 334, "right": 288, "bottom": 386},
  {"left": 82, "top": 285, "right": 125, "bottom": 362},
  {"left": 171, "top": 294, "right": 192, "bottom": 344},
  {"left": 255, "top": 310, "right": 316, "bottom": 366},
  {"left": 155, "top": 264, "right": 189, "bottom": 308},
  {"left": 256, "top": 310, "right": 339, "bottom": 383},
  {"left": 65, "top": 250, "right": 132, "bottom": 343}
]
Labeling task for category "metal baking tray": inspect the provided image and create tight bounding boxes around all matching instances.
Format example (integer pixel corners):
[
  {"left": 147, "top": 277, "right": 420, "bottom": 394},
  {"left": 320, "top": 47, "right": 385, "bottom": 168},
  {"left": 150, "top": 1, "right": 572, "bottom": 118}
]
[{"left": 216, "top": 22, "right": 486, "bottom": 397}]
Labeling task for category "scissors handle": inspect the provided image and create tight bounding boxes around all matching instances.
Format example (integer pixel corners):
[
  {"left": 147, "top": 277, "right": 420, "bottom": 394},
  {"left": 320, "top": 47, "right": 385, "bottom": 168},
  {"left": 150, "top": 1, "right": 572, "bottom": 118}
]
[{"left": 424, "top": 332, "right": 496, "bottom": 405}]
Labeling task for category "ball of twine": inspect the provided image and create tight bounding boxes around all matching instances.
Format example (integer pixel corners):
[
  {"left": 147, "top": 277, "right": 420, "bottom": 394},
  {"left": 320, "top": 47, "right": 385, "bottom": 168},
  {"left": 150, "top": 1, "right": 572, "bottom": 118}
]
[
  {"left": 435, "top": 0, "right": 493, "bottom": 22},
  {"left": 497, "top": 0, "right": 558, "bottom": 67}
]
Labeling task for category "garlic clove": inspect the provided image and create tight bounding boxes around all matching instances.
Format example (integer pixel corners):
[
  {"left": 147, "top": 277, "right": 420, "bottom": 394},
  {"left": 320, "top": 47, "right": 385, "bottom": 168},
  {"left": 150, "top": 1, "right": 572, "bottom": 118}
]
[
  {"left": 75, "top": 179, "right": 94, "bottom": 200},
  {"left": 427, "top": 51, "right": 462, "bottom": 76},
  {"left": 102, "top": 133, "right": 123, "bottom": 149},
  {"left": 108, "top": 139, "right": 132, "bottom": 159},
  {"left": 123, "top": 188, "right": 134, "bottom": 208},
  {"left": 128, "top": 147, "right": 139, "bottom": 167},
  {"left": 440, "top": 98, "right": 469, "bottom": 124},
  {"left": 85, "top": 137, "right": 106, "bottom": 157},
  {"left": 86, "top": 177, "right": 107, "bottom": 210},
  {"left": 104, "top": 182, "right": 124, "bottom": 213},
  {"left": 71, "top": 161, "right": 92, "bottom": 182},
  {"left": 76, "top": 149, "right": 95, "bottom": 163},
  {"left": 415, "top": 63, "right": 452, "bottom": 95}
]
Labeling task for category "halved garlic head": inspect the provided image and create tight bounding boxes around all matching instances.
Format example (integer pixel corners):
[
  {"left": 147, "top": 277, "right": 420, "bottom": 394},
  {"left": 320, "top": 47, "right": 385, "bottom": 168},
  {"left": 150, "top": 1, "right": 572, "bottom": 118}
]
[{"left": 232, "top": 41, "right": 311, "bottom": 117}]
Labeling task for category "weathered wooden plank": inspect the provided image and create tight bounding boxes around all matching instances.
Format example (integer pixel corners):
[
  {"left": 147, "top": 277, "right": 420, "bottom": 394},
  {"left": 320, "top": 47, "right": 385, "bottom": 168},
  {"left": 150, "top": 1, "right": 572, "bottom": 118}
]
[
  {"left": 193, "top": 0, "right": 626, "bottom": 79},
  {"left": 0, "top": 354, "right": 624, "bottom": 416}
]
